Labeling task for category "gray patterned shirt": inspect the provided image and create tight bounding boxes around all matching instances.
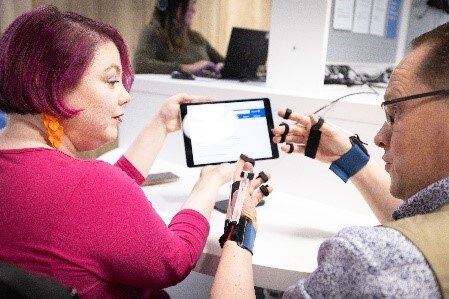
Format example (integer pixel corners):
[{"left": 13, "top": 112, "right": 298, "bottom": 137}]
[{"left": 283, "top": 176, "right": 449, "bottom": 298}]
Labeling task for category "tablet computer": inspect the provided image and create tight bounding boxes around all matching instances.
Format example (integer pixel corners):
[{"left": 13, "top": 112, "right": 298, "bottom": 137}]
[{"left": 180, "top": 98, "right": 279, "bottom": 167}]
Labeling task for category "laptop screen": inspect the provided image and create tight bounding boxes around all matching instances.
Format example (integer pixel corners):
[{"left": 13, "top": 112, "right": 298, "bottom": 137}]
[{"left": 220, "top": 27, "right": 269, "bottom": 80}]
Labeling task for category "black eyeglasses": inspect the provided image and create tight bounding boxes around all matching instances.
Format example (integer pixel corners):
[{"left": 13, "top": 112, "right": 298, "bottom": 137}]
[{"left": 381, "top": 89, "right": 449, "bottom": 124}]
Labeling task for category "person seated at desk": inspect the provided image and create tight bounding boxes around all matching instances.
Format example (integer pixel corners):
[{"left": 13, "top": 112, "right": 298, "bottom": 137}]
[
  {"left": 0, "top": 6, "right": 270, "bottom": 298},
  {"left": 210, "top": 22, "right": 449, "bottom": 298},
  {"left": 133, "top": 0, "right": 224, "bottom": 76}
]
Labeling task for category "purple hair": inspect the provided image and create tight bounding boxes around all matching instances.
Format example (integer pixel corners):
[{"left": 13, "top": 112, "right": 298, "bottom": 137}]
[{"left": 0, "top": 6, "right": 134, "bottom": 118}]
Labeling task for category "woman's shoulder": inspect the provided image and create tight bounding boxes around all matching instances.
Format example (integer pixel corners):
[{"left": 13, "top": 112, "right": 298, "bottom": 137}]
[
  {"left": 0, "top": 147, "right": 134, "bottom": 194},
  {"left": 22, "top": 148, "right": 133, "bottom": 184},
  {"left": 63, "top": 154, "right": 146, "bottom": 205},
  {"left": 74, "top": 155, "right": 134, "bottom": 184}
]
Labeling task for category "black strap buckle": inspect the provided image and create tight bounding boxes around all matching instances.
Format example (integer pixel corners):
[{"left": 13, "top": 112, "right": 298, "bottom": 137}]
[{"left": 349, "top": 134, "right": 369, "bottom": 156}]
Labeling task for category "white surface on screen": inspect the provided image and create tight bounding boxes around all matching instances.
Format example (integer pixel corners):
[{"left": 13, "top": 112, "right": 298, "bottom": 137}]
[
  {"left": 184, "top": 100, "right": 273, "bottom": 165},
  {"left": 182, "top": 105, "right": 238, "bottom": 143}
]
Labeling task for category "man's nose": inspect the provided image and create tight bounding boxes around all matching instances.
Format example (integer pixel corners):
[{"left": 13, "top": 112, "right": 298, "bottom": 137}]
[{"left": 374, "top": 122, "right": 391, "bottom": 149}]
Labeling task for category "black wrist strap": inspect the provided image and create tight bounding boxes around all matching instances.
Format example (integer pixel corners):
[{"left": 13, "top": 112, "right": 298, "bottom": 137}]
[{"left": 305, "top": 117, "right": 324, "bottom": 159}]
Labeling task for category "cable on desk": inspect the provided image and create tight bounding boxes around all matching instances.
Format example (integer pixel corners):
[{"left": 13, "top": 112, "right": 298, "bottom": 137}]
[
  {"left": 312, "top": 91, "right": 379, "bottom": 115},
  {"left": 309, "top": 90, "right": 381, "bottom": 138}
]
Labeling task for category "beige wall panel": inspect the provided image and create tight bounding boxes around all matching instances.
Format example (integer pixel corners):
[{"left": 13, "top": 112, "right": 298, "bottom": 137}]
[
  {"left": 193, "top": 0, "right": 272, "bottom": 57},
  {"left": 2, "top": 0, "right": 271, "bottom": 59},
  {"left": 29, "top": 0, "right": 155, "bottom": 55},
  {"left": 33, "top": 0, "right": 98, "bottom": 18},
  {"left": 0, "top": 0, "right": 32, "bottom": 32},
  {"left": 191, "top": 0, "right": 221, "bottom": 53}
]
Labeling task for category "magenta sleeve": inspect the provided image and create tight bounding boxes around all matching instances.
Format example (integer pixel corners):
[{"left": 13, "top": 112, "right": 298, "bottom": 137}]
[
  {"left": 114, "top": 155, "right": 145, "bottom": 185},
  {"left": 54, "top": 161, "right": 210, "bottom": 290}
]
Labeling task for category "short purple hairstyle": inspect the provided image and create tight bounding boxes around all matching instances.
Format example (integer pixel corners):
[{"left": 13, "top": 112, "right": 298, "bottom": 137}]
[{"left": 0, "top": 5, "right": 134, "bottom": 118}]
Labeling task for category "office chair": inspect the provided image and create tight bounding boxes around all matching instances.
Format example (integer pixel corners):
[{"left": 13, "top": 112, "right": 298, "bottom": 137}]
[{"left": 0, "top": 262, "right": 78, "bottom": 298}]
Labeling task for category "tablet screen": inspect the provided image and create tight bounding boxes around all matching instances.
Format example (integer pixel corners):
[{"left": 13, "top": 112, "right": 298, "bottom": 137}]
[{"left": 180, "top": 98, "right": 279, "bottom": 167}]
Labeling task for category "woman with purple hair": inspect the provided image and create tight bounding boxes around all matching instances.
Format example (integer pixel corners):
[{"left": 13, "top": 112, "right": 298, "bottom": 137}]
[{"left": 0, "top": 6, "right": 270, "bottom": 298}]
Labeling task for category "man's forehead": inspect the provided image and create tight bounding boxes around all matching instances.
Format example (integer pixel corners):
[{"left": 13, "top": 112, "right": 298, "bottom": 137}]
[{"left": 384, "top": 46, "right": 431, "bottom": 100}]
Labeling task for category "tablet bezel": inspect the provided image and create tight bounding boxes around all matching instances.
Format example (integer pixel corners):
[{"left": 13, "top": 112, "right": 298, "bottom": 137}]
[{"left": 180, "top": 98, "right": 279, "bottom": 167}]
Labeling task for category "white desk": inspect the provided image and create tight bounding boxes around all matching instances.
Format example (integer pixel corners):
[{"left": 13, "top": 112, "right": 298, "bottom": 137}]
[
  {"left": 99, "top": 148, "right": 378, "bottom": 290},
  {"left": 120, "top": 75, "right": 387, "bottom": 215}
]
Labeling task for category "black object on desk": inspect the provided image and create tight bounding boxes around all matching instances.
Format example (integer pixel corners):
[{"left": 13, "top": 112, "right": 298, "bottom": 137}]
[{"left": 171, "top": 70, "right": 194, "bottom": 80}]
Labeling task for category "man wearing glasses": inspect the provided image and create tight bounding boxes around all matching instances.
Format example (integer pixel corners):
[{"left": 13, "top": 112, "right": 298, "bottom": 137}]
[
  {"left": 210, "top": 23, "right": 449, "bottom": 298},
  {"left": 278, "top": 23, "right": 449, "bottom": 297}
]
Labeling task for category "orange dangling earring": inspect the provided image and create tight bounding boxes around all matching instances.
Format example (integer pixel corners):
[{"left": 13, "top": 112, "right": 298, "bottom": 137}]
[{"left": 42, "top": 113, "right": 64, "bottom": 149}]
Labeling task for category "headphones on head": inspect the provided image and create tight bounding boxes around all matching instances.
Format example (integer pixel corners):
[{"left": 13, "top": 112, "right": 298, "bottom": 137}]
[
  {"left": 156, "top": 0, "right": 169, "bottom": 12},
  {"left": 157, "top": 0, "right": 186, "bottom": 12},
  {"left": 427, "top": 0, "right": 449, "bottom": 13}
]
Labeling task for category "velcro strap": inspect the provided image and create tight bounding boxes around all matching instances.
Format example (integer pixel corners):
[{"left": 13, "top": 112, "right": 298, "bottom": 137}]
[
  {"left": 329, "top": 142, "right": 370, "bottom": 182},
  {"left": 242, "top": 221, "right": 257, "bottom": 255},
  {"left": 240, "top": 154, "right": 255, "bottom": 166},
  {"left": 287, "top": 143, "right": 294, "bottom": 153},
  {"left": 256, "top": 171, "right": 269, "bottom": 183},
  {"left": 305, "top": 117, "right": 324, "bottom": 159},
  {"left": 283, "top": 108, "right": 292, "bottom": 120},
  {"left": 279, "top": 122, "right": 289, "bottom": 143},
  {"left": 260, "top": 184, "right": 270, "bottom": 197}
]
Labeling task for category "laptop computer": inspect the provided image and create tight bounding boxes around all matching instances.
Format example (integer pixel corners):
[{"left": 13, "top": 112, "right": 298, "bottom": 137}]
[{"left": 220, "top": 27, "right": 269, "bottom": 81}]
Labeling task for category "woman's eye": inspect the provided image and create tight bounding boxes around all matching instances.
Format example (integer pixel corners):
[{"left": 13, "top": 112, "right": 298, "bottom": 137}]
[{"left": 108, "top": 80, "right": 119, "bottom": 86}]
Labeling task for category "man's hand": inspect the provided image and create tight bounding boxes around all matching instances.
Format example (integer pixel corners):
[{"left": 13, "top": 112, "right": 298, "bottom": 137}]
[{"left": 272, "top": 110, "right": 352, "bottom": 163}]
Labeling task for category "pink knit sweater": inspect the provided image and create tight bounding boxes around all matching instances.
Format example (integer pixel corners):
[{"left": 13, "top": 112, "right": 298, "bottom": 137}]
[{"left": 0, "top": 148, "right": 209, "bottom": 298}]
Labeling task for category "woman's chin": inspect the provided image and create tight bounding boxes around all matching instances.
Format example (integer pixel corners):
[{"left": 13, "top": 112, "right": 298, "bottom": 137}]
[{"left": 78, "top": 133, "right": 117, "bottom": 152}]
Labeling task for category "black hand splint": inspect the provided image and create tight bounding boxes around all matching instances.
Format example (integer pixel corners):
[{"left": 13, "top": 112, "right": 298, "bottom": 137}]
[
  {"left": 287, "top": 143, "right": 294, "bottom": 153},
  {"left": 279, "top": 122, "right": 289, "bottom": 143},
  {"left": 240, "top": 154, "right": 255, "bottom": 166},
  {"left": 305, "top": 117, "right": 324, "bottom": 159},
  {"left": 259, "top": 184, "right": 270, "bottom": 197},
  {"left": 283, "top": 108, "right": 292, "bottom": 120},
  {"left": 219, "top": 216, "right": 256, "bottom": 255},
  {"left": 256, "top": 171, "right": 269, "bottom": 183}
]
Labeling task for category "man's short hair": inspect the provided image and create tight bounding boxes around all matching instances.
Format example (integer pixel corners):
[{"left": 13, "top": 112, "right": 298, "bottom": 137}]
[
  {"left": 0, "top": 6, "right": 134, "bottom": 118},
  {"left": 412, "top": 22, "right": 449, "bottom": 90}
]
